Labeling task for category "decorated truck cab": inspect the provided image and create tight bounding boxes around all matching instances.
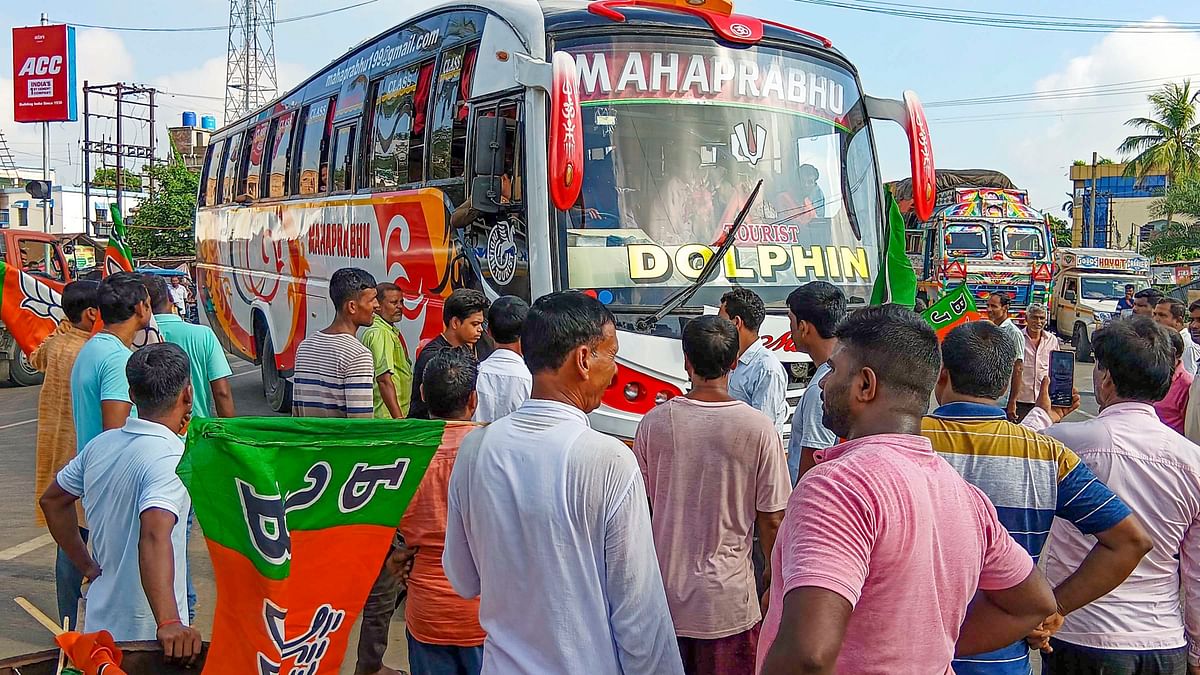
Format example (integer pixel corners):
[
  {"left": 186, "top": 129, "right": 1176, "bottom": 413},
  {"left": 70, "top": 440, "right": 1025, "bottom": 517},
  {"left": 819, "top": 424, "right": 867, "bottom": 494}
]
[{"left": 1050, "top": 247, "right": 1151, "bottom": 362}]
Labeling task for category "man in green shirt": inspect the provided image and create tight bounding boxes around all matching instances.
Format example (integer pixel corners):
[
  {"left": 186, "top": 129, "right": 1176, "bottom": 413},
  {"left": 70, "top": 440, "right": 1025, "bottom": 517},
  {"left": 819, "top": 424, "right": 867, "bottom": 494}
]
[
  {"left": 360, "top": 281, "right": 412, "bottom": 419},
  {"left": 145, "top": 275, "right": 235, "bottom": 419}
]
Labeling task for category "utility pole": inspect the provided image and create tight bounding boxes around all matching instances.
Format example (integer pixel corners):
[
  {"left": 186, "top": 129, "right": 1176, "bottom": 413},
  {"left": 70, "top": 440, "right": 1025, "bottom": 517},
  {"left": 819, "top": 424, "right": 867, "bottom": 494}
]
[
  {"left": 1088, "top": 151, "right": 1098, "bottom": 249},
  {"left": 41, "top": 12, "right": 51, "bottom": 233},
  {"left": 81, "top": 83, "right": 157, "bottom": 237}
]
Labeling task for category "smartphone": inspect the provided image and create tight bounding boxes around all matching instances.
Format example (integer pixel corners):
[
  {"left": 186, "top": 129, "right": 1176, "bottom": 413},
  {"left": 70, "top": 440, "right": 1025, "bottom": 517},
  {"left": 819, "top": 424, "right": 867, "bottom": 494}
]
[{"left": 1049, "top": 351, "right": 1075, "bottom": 407}]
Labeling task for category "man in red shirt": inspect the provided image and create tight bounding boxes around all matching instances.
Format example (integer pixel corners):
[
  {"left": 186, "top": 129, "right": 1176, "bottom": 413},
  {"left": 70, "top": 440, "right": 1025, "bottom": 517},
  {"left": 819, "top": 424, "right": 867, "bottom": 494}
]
[{"left": 757, "top": 305, "right": 1056, "bottom": 675}]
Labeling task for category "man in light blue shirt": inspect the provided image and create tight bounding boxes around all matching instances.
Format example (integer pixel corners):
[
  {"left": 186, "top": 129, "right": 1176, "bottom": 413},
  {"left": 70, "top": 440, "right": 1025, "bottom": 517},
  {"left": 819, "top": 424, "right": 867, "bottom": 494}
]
[
  {"left": 145, "top": 275, "right": 234, "bottom": 418},
  {"left": 70, "top": 272, "right": 153, "bottom": 451},
  {"left": 786, "top": 282, "right": 846, "bottom": 485},
  {"left": 41, "top": 343, "right": 201, "bottom": 661},
  {"left": 720, "top": 287, "right": 788, "bottom": 432}
]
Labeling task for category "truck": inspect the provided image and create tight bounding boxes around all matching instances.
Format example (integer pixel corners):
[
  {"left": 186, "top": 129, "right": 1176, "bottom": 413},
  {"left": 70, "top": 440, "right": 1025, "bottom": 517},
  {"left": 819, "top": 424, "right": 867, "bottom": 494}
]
[
  {"left": 1050, "top": 247, "right": 1151, "bottom": 362},
  {"left": 890, "top": 169, "right": 1054, "bottom": 322}
]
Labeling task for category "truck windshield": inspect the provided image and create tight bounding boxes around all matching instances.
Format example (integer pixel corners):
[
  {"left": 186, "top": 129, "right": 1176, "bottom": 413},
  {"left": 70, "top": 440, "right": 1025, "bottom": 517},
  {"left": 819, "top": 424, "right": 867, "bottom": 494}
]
[
  {"left": 1003, "top": 224, "right": 1045, "bottom": 260},
  {"left": 944, "top": 224, "right": 988, "bottom": 257},
  {"left": 554, "top": 35, "right": 882, "bottom": 309},
  {"left": 1081, "top": 276, "right": 1139, "bottom": 300}
]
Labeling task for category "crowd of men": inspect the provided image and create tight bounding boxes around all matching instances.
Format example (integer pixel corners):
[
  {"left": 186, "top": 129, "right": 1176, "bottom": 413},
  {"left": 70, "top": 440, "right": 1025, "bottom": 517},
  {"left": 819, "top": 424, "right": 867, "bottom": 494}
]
[{"left": 26, "top": 267, "right": 1200, "bottom": 675}]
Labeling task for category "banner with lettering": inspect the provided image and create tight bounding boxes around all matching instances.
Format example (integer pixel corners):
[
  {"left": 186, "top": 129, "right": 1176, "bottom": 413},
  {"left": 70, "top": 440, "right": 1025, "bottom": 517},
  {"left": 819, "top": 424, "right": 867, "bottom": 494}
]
[
  {"left": 179, "top": 417, "right": 442, "bottom": 675},
  {"left": 922, "top": 284, "right": 982, "bottom": 340}
]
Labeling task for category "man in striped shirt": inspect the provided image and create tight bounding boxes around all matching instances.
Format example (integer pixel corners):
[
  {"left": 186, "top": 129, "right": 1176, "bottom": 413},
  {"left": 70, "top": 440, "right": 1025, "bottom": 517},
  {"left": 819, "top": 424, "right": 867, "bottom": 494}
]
[
  {"left": 922, "top": 321, "right": 1151, "bottom": 675},
  {"left": 291, "top": 268, "right": 378, "bottom": 419}
]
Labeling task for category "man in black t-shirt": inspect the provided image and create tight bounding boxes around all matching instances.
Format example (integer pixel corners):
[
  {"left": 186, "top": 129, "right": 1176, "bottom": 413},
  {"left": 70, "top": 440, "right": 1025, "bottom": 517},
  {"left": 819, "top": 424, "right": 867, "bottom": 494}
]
[{"left": 408, "top": 288, "right": 490, "bottom": 418}]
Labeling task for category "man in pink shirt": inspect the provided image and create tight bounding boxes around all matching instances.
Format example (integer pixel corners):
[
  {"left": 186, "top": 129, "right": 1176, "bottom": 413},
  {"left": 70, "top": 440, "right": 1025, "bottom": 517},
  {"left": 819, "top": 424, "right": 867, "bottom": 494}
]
[
  {"left": 1154, "top": 330, "right": 1192, "bottom": 434},
  {"left": 1014, "top": 303, "right": 1060, "bottom": 421},
  {"left": 757, "top": 305, "right": 1056, "bottom": 675},
  {"left": 1023, "top": 317, "right": 1200, "bottom": 674},
  {"left": 634, "top": 315, "right": 791, "bottom": 675}
]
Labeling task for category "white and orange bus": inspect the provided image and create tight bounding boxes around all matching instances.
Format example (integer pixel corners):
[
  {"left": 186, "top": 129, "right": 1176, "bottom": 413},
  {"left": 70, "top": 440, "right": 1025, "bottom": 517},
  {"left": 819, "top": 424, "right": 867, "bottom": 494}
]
[{"left": 195, "top": 0, "right": 937, "bottom": 438}]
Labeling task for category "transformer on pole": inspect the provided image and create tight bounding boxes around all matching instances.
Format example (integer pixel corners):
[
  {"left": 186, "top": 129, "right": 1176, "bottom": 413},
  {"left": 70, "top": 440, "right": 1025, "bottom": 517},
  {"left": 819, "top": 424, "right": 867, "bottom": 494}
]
[{"left": 224, "top": 0, "right": 277, "bottom": 123}]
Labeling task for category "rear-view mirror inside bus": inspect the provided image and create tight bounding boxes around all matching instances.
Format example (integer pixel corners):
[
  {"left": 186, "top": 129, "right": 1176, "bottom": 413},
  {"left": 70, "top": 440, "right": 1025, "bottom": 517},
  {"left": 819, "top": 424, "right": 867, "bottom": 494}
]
[{"left": 473, "top": 116, "right": 507, "bottom": 177}]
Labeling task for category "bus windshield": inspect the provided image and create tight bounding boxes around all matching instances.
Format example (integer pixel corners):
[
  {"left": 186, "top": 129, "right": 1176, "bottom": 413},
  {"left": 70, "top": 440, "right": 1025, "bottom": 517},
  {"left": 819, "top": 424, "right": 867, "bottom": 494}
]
[{"left": 555, "top": 35, "right": 881, "bottom": 309}]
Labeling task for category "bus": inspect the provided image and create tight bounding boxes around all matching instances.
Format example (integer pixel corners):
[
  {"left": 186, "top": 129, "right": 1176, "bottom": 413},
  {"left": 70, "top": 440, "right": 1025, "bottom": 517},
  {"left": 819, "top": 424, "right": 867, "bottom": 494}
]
[{"left": 195, "top": 0, "right": 937, "bottom": 439}]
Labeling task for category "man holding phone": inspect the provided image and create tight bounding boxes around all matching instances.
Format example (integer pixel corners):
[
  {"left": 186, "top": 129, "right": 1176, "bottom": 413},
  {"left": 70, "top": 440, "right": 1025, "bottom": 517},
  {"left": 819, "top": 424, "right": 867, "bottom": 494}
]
[
  {"left": 1014, "top": 304, "right": 1060, "bottom": 421},
  {"left": 922, "top": 321, "right": 1151, "bottom": 675}
]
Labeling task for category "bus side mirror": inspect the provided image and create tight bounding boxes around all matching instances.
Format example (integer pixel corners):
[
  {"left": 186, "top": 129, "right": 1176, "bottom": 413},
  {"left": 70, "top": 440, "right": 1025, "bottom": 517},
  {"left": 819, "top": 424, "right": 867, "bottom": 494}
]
[
  {"left": 470, "top": 176, "right": 502, "bottom": 214},
  {"left": 473, "top": 117, "right": 507, "bottom": 177}
]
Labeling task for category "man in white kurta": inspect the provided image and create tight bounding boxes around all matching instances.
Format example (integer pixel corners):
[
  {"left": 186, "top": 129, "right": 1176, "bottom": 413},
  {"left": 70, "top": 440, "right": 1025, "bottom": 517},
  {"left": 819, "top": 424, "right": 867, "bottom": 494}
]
[{"left": 443, "top": 291, "right": 683, "bottom": 675}]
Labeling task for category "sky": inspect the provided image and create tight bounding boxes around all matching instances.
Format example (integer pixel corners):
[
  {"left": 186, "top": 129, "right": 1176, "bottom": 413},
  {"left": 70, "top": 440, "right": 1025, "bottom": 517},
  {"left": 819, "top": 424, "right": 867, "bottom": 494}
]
[{"left": 3, "top": 0, "right": 1199, "bottom": 219}]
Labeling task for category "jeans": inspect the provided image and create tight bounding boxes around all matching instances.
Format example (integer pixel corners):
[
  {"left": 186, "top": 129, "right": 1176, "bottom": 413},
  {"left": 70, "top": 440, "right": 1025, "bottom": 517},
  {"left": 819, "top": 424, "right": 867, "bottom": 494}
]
[
  {"left": 185, "top": 509, "right": 196, "bottom": 624},
  {"left": 55, "top": 527, "right": 89, "bottom": 629},
  {"left": 406, "top": 631, "right": 483, "bottom": 675},
  {"left": 355, "top": 532, "right": 405, "bottom": 674},
  {"left": 1042, "top": 638, "right": 1188, "bottom": 675}
]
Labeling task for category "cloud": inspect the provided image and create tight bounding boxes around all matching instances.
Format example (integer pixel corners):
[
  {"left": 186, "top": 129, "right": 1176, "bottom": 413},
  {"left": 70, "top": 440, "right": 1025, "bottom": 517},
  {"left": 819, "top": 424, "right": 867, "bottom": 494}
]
[{"left": 1003, "top": 18, "right": 1200, "bottom": 213}]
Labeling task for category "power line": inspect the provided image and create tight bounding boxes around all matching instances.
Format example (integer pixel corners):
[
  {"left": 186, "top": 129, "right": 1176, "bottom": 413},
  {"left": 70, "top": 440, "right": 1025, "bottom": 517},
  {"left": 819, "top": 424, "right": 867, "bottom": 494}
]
[
  {"left": 794, "top": 0, "right": 1200, "bottom": 33},
  {"left": 53, "top": 0, "right": 378, "bottom": 33},
  {"left": 925, "top": 73, "right": 1200, "bottom": 108}
]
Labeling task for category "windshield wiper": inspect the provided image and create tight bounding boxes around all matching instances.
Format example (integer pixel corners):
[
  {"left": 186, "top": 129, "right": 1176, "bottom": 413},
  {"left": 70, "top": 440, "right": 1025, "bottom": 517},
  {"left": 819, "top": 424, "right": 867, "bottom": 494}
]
[{"left": 634, "top": 180, "right": 763, "bottom": 333}]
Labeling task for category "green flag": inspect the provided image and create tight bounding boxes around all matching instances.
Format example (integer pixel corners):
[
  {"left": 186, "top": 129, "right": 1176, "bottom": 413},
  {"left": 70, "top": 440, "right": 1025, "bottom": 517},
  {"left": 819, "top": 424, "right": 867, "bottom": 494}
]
[
  {"left": 870, "top": 191, "right": 918, "bottom": 308},
  {"left": 921, "top": 284, "right": 982, "bottom": 340}
]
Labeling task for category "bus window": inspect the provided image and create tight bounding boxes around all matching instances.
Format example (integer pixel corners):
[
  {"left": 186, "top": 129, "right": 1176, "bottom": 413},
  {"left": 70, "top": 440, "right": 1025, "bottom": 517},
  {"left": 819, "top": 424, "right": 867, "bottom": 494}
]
[
  {"left": 368, "top": 65, "right": 420, "bottom": 190},
  {"left": 219, "top": 132, "right": 243, "bottom": 204},
  {"left": 266, "top": 111, "right": 295, "bottom": 199},
  {"left": 429, "top": 44, "right": 476, "bottom": 181},
  {"left": 408, "top": 61, "right": 435, "bottom": 183},
  {"left": 201, "top": 138, "right": 224, "bottom": 206},
  {"left": 242, "top": 122, "right": 270, "bottom": 200},
  {"left": 295, "top": 98, "right": 333, "bottom": 196},
  {"left": 330, "top": 124, "right": 357, "bottom": 193}
]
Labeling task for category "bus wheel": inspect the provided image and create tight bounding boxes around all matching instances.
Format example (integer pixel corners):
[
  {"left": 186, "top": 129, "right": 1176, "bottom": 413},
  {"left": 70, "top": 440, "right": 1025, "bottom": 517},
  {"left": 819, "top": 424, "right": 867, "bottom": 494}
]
[
  {"left": 7, "top": 350, "right": 44, "bottom": 387},
  {"left": 1073, "top": 323, "right": 1093, "bottom": 363},
  {"left": 258, "top": 325, "right": 292, "bottom": 414}
]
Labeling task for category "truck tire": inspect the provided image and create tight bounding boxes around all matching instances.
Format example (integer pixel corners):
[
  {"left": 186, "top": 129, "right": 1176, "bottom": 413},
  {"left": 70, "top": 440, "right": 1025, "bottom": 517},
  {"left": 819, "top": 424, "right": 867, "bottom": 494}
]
[
  {"left": 1073, "top": 323, "right": 1093, "bottom": 363},
  {"left": 7, "top": 351, "right": 44, "bottom": 387},
  {"left": 257, "top": 322, "right": 292, "bottom": 414}
]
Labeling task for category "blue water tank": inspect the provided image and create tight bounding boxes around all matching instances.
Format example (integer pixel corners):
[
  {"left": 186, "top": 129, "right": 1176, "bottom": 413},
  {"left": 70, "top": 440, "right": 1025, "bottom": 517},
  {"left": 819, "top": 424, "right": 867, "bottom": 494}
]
[
  {"left": 200, "top": 115, "right": 217, "bottom": 131},
  {"left": 182, "top": 111, "right": 197, "bottom": 128}
]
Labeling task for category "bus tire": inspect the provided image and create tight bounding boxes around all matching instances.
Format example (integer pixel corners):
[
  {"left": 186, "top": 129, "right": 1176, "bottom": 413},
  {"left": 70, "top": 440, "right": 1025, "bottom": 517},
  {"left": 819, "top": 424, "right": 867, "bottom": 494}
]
[
  {"left": 1073, "top": 323, "right": 1093, "bottom": 363},
  {"left": 7, "top": 351, "right": 43, "bottom": 387},
  {"left": 257, "top": 321, "right": 292, "bottom": 414}
]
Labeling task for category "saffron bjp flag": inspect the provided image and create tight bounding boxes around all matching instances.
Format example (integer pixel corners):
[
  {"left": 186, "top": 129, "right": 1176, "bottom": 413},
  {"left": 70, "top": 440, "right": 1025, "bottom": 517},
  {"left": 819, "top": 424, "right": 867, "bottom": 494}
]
[
  {"left": 869, "top": 191, "right": 918, "bottom": 308},
  {"left": 922, "top": 284, "right": 982, "bottom": 340},
  {"left": 0, "top": 260, "right": 66, "bottom": 356},
  {"left": 178, "top": 417, "right": 445, "bottom": 675},
  {"left": 104, "top": 203, "right": 134, "bottom": 275}
]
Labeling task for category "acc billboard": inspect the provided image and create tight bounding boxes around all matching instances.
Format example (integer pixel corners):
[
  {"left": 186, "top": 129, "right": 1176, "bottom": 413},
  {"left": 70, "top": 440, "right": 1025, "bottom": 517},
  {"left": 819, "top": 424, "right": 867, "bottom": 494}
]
[{"left": 12, "top": 24, "right": 78, "bottom": 123}]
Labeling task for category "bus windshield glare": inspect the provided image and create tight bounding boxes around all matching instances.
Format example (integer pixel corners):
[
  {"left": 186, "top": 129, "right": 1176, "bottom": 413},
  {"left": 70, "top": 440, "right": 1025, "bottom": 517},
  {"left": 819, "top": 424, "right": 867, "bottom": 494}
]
[{"left": 555, "top": 36, "right": 882, "bottom": 309}]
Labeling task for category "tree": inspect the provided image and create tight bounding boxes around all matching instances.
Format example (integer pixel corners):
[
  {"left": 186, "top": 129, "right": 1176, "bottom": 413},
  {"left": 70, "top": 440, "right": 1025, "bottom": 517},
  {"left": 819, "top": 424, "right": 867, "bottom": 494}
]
[
  {"left": 91, "top": 167, "right": 143, "bottom": 190},
  {"left": 125, "top": 154, "right": 198, "bottom": 257},
  {"left": 1143, "top": 175, "right": 1200, "bottom": 261},
  {"left": 1047, "top": 215, "right": 1072, "bottom": 248}
]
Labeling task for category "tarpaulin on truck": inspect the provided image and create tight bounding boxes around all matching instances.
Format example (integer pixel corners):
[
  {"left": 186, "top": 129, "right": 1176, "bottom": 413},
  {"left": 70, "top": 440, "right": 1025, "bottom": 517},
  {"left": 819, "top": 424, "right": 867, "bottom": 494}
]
[{"left": 887, "top": 169, "right": 1017, "bottom": 202}]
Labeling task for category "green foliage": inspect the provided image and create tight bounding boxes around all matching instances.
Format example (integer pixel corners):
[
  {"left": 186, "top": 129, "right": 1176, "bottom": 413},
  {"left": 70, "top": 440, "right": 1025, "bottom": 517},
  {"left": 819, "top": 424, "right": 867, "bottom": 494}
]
[
  {"left": 1097, "top": 157, "right": 1116, "bottom": 165},
  {"left": 92, "top": 167, "right": 142, "bottom": 190},
  {"left": 125, "top": 155, "right": 197, "bottom": 257},
  {"left": 1145, "top": 176, "right": 1200, "bottom": 261},
  {"left": 1119, "top": 80, "right": 1200, "bottom": 182},
  {"left": 1047, "top": 215, "right": 1072, "bottom": 247},
  {"left": 1072, "top": 159, "right": 1087, "bottom": 166}
]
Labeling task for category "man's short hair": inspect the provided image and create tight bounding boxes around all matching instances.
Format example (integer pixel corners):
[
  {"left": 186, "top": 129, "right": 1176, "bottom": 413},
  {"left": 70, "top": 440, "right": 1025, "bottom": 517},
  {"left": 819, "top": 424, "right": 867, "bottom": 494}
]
[
  {"left": 127, "top": 342, "right": 191, "bottom": 417},
  {"left": 991, "top": 292, "right": 1012, "bottom": 308},
  {"left": 1092, "top": 317, "right": 1174, "bottom": 402},
  {"left": 1125, "top": 284, "right": 1135, "bottom": 292},
  {"left": 1026, "top": 303, "right": 1048, "bottom": 318},
  {"left": 329, "top": 268, "right": 377, "bottom": 308},
  {"left": 376, "top": 281, "right": 400, "bottom": 297},
  {"left": 443, "top": 288, "right": 490, "bottom": 326},
  {"left": 1134, "top": 287, "right": 1163, "bottom": 302},
  {"left": 522, "top": 290, "right": 615, "bottom": 374},
  {"left": 786, "top": 281, "right": 846, "bottom": 339},
  {"left": 1158, "top": 297, "right": 1186, "bottom": 323},
  {"left": 1168, "top": 329, "right": 1185, "bottom": 361},
  {"left": 423, "top": 349, "right": 479, "bottom": 418},
  {"left": 942, "top": 321, "right": 1018, "bottom": 399},
  {"left": 97, "top": 272, "right": 149, "bottom": 324},
  {"left": 143, "top": 274, "right": 172, "bottom": 313},
  {"left": 720, "top": 287, "right": 766, "bottom": 331},
  {"left": 834, "top": 304, "right": 941, "bottom": 408},
  {"left": 682, "top": 315, "right": 740, "bottom": 380},
  {"left": 61, "top": 280, "right": 100, "bottom": 324},
  {"left": 488, "top": 295, "right": 529, "bottom": 344},
  {"left": 1189, "top": 299, "right": 1200, "bottom": 314}
]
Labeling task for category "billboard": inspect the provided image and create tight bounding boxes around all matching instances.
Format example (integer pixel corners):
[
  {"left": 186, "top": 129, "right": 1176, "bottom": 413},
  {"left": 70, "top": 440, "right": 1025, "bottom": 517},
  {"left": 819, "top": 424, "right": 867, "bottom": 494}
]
[{"left": 12, "top": 24, "right": 78, "bottom": 123}]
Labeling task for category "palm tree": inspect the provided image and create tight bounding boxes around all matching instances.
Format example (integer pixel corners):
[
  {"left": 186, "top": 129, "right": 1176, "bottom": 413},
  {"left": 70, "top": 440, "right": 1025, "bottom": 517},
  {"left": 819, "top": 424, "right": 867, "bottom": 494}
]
[{"left": 1118, "top": 80, "right": 1200, "bottom": 227}]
